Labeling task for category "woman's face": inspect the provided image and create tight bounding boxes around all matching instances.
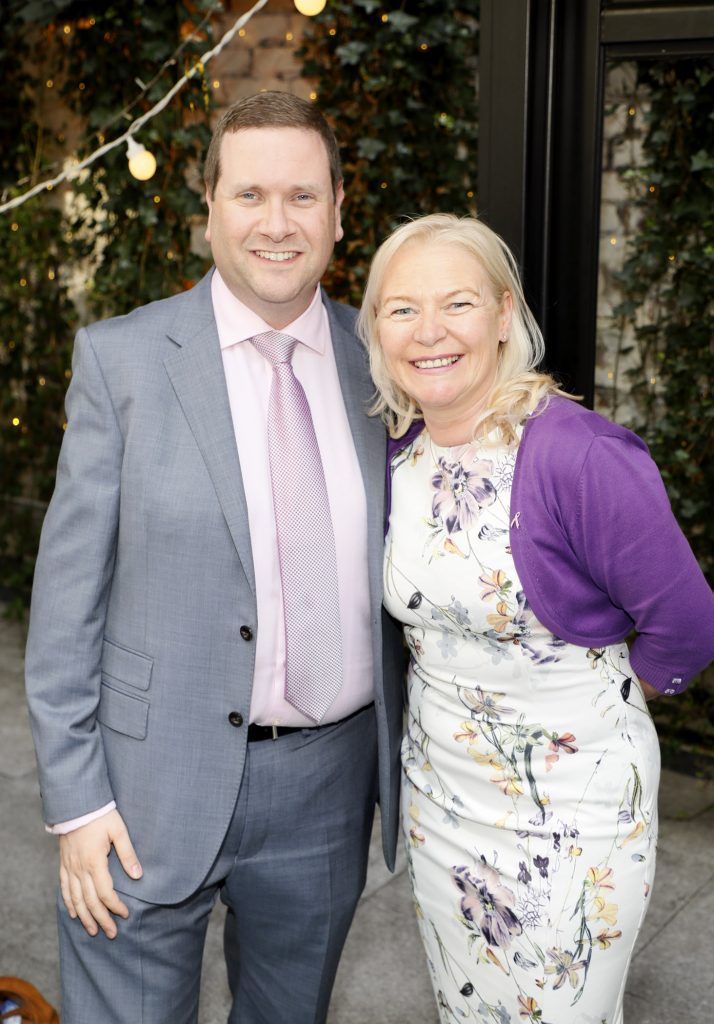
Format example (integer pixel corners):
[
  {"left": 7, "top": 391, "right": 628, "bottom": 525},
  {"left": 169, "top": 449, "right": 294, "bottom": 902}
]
[{"left": 376, "top": 240, "right": 512, "bottom": 443}]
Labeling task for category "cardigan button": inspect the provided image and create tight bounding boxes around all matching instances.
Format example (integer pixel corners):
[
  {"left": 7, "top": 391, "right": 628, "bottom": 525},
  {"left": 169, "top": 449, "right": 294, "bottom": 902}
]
[{"left": 228, "top": 711, "right": 244, "bottom": 728}]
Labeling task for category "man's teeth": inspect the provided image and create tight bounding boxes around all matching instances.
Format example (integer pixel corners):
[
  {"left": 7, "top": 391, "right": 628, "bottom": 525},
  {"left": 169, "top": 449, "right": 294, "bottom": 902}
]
[
  {"left": 413, "top": 356, "right": 460, "bottom": 369},
  {"left": 255, "top": 250, "right": 297, "bottom": 261}
]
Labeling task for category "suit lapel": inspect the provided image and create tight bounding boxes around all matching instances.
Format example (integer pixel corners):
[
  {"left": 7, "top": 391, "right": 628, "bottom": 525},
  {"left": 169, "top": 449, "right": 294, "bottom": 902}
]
[
  {"left": 325, "top": 298, "right": 387, "bottom": 624},
  {"left": 163, "top": 273, "right": 256, "bottom": 594}
]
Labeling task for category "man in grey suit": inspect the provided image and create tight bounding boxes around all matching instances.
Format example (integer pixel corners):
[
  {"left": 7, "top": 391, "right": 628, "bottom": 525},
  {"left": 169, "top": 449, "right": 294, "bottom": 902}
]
[{"left": 25, "top": 92, "right": 405, "bottom": 1024}]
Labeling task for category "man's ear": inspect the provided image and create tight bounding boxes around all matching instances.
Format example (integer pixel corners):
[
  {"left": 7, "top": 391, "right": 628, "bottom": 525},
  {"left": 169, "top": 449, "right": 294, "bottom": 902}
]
[
  {"left": 334, "top": 180, "right": 345, "bottom": 243},
  {"left": 205, "top": 190, "right": 213, "bottom": 243}
]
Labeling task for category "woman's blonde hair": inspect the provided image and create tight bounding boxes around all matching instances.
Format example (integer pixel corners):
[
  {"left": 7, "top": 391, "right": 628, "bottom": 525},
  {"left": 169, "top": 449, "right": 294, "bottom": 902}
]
[{"left": 356, "top": 213, "right": 571, "bottom": 442}]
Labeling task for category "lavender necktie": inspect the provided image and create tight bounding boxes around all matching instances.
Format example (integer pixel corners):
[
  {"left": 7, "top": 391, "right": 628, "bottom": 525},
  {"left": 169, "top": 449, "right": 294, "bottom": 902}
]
[{"left": 250, "top": 330, "right": 343, "bottom": 722}]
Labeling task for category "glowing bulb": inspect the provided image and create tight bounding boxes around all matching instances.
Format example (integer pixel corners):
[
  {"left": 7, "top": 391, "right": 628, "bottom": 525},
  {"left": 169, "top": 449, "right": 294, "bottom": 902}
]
[
  {"left": 126, "top": 136, "right": 157, "bottom": 181},
  {"left": 294, "top": 0, "right": 327, "bottom": 15}
]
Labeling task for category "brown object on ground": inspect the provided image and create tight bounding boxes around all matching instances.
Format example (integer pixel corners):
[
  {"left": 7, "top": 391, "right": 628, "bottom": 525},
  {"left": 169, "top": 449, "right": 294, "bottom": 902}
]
[{"left": 0, "top": 979, "right": 59, "bottom": 1024}]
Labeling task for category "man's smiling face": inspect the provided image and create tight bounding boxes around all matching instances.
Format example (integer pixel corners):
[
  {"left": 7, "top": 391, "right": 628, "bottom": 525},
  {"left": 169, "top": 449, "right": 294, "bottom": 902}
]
[{"left": 205, "top": 126, "right": 344, "bottom": 329}]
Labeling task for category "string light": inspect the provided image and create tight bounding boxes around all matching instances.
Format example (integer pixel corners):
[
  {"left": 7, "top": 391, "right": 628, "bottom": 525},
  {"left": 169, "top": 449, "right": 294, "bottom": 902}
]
[
  {"left": 0, "top": 0, "right": 269, "bottom": 215},
  {"left": 309, "top": 91, "right": 318, "bottom": 101},
  {"left": 328, "top": 27, "right": 336, "bottom": 35},
  {"left": 381, "top": 13, "right": 389, "bottom": 21},
  {"left": 286, "top": 31, "right": 294, "bottom": 41},
  {"left": 609, "top": 236, "right": 617, "bottom": 246},
  {"left": 126, "top": 136, "right": 157, "bottom": 180},
  {"left": 294, "top": 0, "right": 327, "bottom": 14}
]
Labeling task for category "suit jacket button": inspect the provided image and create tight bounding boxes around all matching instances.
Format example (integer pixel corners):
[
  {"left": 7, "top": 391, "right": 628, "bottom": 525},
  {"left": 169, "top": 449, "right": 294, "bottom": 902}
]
[
  {"left": 239, "top": 625, "right": 253, "bottom": 641},
  {"left": 228, "top": 711, "right": 244, "bottom": 728}
]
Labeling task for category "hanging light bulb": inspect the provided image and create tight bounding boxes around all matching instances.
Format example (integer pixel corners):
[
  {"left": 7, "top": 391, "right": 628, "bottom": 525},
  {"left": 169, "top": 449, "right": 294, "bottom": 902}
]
[
  {"left": 126, "top": 136, "right": 157, "bottom": 181},
  {"left": 294, "top": 0, "right": 327, "bottom": 15}
]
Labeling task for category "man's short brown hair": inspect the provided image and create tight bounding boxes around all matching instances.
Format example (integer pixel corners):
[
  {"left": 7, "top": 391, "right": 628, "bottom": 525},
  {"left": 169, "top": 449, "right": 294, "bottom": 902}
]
[{"left": 203, "top": 91, "right": 342, "bottom": 199}]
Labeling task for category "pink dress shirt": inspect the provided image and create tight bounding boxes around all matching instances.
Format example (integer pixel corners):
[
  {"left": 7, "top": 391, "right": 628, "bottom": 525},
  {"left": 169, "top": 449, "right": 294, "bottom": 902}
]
[{"left": 48, "top": 270, "right": 373, "bottom": 833}]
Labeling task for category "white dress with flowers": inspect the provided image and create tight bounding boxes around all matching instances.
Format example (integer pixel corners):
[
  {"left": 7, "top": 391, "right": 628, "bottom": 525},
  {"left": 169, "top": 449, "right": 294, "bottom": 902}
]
[{"left": 384, "top": 429, "right": 660, "bottom": 1024}]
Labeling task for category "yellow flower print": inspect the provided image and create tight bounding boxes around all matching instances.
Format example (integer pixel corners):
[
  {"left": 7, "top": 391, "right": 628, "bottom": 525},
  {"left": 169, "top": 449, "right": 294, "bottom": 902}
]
[
  {"left": 454, "top": 721, "right": 478, "bottom": 743},
  {"left": 409, "top": 827, "right": 426, "bottom": 847},
  {"left": 589, "top": 896, "right": 619, "bottom": 927},
  {"left": 595, "top": 928, "right": 622, "bottom": 949},
  {"left": 491, "top": 772, "right": 524, "bottom": 797},
  {"left": 517, "top": 994, "right": 541, "bottom": 1020},
  {"left": 622, "top": 820, "right": 645, "bottom": 845},
  {"left": 485, "top": 947, "right": 509, "bottom": 974},
  {"left": 487, "top": 600, "right": 512, "bottom": 633},
  {"left": 470, "top": 748, "right": 506, "bottom": 770},
  {"left": 586, "top": 866, "right": 615, "bottom": 892},
  {"left": 444, "top": 536, "right": 466, "bottom": 558},
  {"left": 479, "top": 568, "right": 509, "bottom": 601}
]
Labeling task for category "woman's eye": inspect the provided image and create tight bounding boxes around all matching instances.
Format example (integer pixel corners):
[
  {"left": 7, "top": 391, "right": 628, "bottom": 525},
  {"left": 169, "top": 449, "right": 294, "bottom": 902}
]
[
  {"left": 449, "top": 301, "right": 472, "bottom": 310},
  {"left": 391, "top": 307, "right": 414, "bottom": 317}
]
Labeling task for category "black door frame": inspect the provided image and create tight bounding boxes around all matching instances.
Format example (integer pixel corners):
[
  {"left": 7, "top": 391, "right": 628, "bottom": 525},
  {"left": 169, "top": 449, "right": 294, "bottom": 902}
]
[{"left": 478, "top": 0, "right": 714, "bottom": 404}]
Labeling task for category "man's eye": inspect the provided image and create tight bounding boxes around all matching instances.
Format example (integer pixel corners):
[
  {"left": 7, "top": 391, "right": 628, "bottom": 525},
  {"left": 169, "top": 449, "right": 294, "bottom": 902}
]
[
  {"left": 239, "top": 192, "right": 258, "bottom": 201},
  {"left": 295, "top": 193, "right": 314, "bottom": 202}
]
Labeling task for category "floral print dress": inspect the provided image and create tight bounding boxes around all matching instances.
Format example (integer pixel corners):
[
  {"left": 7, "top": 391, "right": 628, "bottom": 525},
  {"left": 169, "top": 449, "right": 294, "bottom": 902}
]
[{"left": 384, "top": 429, "right": 660, "bottom": 1024}]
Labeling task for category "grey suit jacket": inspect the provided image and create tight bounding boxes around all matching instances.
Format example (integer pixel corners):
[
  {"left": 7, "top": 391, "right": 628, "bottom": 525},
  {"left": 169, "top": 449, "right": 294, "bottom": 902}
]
[{"left": 25, "top": 270, "right": 406, "bottom": 904}]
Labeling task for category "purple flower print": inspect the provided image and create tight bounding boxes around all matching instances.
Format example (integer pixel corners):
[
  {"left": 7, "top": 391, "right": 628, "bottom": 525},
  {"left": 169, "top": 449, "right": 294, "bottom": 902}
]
[
  {"left": 533, "top": 855, "right": 549, "bottom": 878},
  {"left": 431, "top": 453, "right": 496, "bottom": 534},
  {"left": 452, "top": 859, "right": 523, "bottom": 949},
  {"left": 517, "top": 861, "right": 531, "bottom": 884}
]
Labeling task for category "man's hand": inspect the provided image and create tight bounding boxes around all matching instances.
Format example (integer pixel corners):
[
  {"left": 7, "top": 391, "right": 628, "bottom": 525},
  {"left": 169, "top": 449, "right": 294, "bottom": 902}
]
[{"left": 59, "top": 809, "right": 142, "bottom": 938}]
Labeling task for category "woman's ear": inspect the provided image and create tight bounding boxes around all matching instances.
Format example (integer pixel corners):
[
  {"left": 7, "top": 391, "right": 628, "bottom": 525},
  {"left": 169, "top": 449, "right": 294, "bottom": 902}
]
[{"left": 500, "top": 291, "right": 513, "bottom": 341}]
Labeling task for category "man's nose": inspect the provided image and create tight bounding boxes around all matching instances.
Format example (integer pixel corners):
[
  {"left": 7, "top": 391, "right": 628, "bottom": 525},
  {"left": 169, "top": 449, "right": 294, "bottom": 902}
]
[{"left": 259, "top": 199, "right": 292, "bottom": 240}]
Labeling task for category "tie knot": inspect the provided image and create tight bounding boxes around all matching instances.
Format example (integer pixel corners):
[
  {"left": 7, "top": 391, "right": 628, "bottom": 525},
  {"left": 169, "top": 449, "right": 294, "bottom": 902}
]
[{"left": 250, "top": 330, "right": 297, "bottom": 366}]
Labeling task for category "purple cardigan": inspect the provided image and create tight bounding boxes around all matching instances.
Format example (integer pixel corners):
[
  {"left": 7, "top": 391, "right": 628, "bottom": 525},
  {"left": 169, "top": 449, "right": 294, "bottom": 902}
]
[{"left": 387, "top": 395, "right": 714, "bottom": 694}]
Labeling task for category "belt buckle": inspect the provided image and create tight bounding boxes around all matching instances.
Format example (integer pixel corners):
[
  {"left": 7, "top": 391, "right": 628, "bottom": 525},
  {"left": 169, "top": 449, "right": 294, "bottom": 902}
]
[{"left": 271, "top": 724, "right": 279, "bottom": 740}]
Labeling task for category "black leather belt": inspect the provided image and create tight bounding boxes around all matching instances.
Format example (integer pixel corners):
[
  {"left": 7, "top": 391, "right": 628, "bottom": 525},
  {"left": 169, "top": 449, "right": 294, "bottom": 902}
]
[{"left": 247, "top": 702, "right": 373, "bottom": 742}]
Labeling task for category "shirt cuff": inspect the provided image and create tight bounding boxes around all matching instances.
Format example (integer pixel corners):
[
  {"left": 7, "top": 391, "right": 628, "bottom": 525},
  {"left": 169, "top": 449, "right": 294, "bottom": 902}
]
[{"left": 45, "top": 801, "right": 117, "bottom": 835}]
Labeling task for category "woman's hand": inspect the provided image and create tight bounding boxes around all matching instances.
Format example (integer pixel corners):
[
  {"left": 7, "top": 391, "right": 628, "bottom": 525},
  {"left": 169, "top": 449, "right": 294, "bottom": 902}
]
[{"left": 638, "top": 678, "right": 661, "bottom": 702}]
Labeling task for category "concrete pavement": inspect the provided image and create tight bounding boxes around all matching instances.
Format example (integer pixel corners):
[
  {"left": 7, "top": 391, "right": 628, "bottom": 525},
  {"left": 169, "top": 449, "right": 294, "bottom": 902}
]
[{"left": 1, "top": 608, "right": 712, "bottom": 1022}]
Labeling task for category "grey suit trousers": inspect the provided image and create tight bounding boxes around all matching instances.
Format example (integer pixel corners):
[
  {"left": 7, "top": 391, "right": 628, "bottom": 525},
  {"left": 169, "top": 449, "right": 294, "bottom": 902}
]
[{"left": 57, "top": 705, "right": 378, "bottom": 1024}]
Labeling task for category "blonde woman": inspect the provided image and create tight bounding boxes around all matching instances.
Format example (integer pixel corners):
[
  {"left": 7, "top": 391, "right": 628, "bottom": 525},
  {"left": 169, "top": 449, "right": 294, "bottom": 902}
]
[{"left": 358, "top": 214, "right": 714, "bottom": 1024}]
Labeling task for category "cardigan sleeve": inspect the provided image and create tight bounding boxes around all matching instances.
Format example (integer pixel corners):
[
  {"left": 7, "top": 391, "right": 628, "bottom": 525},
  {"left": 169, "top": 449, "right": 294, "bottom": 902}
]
[{"left": 571, "top": 434, "right": 714, "bottom": 693}]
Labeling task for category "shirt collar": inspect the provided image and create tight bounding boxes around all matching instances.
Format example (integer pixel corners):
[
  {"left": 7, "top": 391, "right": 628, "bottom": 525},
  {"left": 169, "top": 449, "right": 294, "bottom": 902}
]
[{"left": 212, "top": 269, "right": 325, "bottom": 354}]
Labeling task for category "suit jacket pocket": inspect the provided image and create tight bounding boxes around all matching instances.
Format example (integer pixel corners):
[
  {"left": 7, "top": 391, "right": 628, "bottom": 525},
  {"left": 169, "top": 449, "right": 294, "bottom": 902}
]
[
  {"left": 101, "top": 637, "right": 153, "bottom": 691},
  {"left": 97, "top": 681, "right": 149, "bottom": 739}
]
